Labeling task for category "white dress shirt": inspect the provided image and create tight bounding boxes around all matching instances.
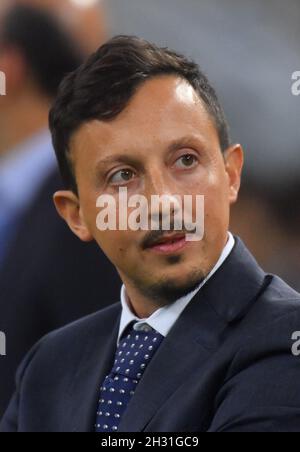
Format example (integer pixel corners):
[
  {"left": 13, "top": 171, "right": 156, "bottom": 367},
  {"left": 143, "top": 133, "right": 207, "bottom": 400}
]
[{"left": 118, "top": 232, "right": 235, "bottom": 343}]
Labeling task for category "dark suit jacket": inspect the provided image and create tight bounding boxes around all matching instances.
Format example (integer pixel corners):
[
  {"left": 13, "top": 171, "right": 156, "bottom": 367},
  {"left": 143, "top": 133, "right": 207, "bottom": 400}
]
[
  {"left": 0, "top": 170, "right": 121, "bottom": 418},
  {"left": 1, "top": 237, "right": 300, "bottom": 432}
]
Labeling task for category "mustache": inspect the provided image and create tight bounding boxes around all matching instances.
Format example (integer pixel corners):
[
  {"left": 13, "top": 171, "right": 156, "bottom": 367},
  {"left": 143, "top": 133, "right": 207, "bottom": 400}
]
[{"left": 141, "top": 224, "right": 197, "bottom": 250}]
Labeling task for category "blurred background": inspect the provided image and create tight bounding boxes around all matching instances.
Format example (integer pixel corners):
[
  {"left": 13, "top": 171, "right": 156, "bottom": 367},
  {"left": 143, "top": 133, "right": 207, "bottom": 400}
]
[{"left": 0, "top": 0, "right": 299, "bottom": 416}]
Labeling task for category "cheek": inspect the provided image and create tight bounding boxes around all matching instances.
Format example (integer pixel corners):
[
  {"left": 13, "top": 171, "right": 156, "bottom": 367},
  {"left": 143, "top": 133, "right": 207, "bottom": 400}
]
[
  {"left": 205, "top": 163, "right": 229, "bottom": 201},
  {"left": 94, "top": 230, "right": 135, "bottom": 261},
  {"left": 200, "top": 174, "right": 230, "bottom": 226},
  {"left": 182, "top": 158, "right": 224, "bottom": 193},
  {"left": 190, "top": 168, "right": 224, "bottom": 203}
]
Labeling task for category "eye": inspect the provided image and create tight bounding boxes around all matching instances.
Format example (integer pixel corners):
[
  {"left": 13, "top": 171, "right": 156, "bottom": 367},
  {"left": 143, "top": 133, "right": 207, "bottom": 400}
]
[
  {"left": 175, "top": 154, "right": 198, "bottom": 169},
  {"left": 109, "top": 169, "right": 136, "bottom": 185}
]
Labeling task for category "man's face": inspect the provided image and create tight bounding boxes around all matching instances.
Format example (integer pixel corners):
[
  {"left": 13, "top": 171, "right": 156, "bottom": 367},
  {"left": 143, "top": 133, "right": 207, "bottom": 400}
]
[{"left": 62, "top": 76, "right": 243, "bottom": 305}]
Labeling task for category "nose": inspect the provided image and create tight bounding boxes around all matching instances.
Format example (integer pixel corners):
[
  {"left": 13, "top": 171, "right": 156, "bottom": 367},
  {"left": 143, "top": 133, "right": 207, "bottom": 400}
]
[{"left": 145, "top": 168, "right": 181, "bottom": 229}]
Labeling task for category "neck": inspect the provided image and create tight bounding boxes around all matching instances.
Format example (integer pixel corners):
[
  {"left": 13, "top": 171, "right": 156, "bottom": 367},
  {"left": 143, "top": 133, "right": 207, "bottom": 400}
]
[
  {"left": 0, "top": 90, "right": 50, "bottom": 157},
  {"left": 122, "top": 283, "right": 167, "bottom": 319}
]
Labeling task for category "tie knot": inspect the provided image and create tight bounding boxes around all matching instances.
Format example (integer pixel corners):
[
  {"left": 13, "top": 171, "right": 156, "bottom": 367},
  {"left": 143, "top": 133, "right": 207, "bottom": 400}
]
[{"left": 112, "top": 326, "right": 163, "bottom": 380}]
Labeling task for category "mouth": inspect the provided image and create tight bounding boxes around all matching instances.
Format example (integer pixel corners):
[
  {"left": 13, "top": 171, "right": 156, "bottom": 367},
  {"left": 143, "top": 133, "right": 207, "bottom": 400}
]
[{"left": 145, "top": 233, "right": 189, "bottom": 255}]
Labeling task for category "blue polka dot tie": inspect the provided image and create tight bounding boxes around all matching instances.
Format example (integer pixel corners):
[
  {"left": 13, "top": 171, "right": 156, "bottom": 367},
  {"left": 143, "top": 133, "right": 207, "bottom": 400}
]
[{"left": 95, "top": 324, "right": 164, "bottom": 432}]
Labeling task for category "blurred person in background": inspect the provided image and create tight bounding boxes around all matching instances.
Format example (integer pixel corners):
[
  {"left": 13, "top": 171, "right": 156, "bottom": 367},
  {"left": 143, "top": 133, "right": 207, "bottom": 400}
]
[
  {"left": 15, "top": 0, "right": 108, "bottom": 55},
  {"left": 0, "top": 2, "right": 120, "bottom": 418},
  {"left": 231, "top": 181, "right": 300, "bottom": 292}
]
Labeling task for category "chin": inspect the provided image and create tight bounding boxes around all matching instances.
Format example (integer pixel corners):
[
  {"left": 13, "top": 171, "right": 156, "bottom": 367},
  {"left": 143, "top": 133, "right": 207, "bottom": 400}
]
[
  {"left": 136, "top": 268, "right": 206, "bottom": 305},
  {"left": 160, "top": 257, "right": 203, "bottom": 280}
]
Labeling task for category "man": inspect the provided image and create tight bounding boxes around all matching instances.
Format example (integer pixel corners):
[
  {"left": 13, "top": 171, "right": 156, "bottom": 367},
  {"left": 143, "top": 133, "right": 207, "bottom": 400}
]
[
  {"left": 0, "top": 5, "right": 120, "bottom": 418},
  {"left": 1, "top": 36, "right": 300, "bottom": 432}
]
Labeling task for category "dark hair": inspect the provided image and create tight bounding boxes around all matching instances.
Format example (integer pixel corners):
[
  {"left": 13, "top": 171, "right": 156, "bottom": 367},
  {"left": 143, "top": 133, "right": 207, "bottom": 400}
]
[
  {"left": 0, "top": 5, "right": 82, "bottom": 98},
  {"left": 49, "top": 35, "right": 230, "bottom": 193}
]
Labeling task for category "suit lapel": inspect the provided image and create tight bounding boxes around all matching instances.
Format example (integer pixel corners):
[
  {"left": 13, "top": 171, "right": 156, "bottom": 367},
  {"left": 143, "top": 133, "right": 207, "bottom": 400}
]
[
  {"left": 118, "top": 237, "right": 268, "bottom": 432},
  {"left": 205, "top": 236, "right": 269, "bottom": 323},
  {"left": 65, "top": 308, "right": 121, "bottom": 432}
]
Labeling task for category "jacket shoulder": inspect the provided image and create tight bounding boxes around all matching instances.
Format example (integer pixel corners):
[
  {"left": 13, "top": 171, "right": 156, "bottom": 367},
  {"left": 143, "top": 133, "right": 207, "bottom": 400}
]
[
  {"left": 42, "top": 301, "right": 121, "bottom": 348},
  {"left": 12, "top": 301, "right": 121, "bottom": 394},
  {"left": 256, "top": 274, "right": 300, "bottom": 320}
]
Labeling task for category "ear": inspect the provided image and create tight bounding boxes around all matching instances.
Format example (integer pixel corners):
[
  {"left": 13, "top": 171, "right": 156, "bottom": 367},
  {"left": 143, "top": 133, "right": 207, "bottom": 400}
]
[
  {"left": 223, "top": 144, "right": 244, "bottom": 205},
  {"left": 53, "top": 190, "right": 94, "bottom": 242}
]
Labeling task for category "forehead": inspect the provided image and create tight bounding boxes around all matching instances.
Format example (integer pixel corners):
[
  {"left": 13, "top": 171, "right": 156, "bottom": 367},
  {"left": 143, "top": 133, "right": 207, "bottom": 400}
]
[{"left": 70, "top": 75, "right": 219, "bottom": 159}]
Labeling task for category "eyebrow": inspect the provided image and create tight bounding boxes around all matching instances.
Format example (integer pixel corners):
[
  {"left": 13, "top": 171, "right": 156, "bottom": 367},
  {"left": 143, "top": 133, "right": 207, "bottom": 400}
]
[
  {"left": 94, "top": 155, "right": 143, "bottom": 174},
  {"left": 167, "top": 135, "right": 204, "bottom": 153},
  {"left": 95, "top": 135, "right": 205, "bottom": 172}
]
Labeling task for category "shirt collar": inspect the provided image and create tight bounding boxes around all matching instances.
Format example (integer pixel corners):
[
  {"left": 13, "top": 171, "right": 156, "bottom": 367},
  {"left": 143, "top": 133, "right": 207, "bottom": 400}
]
[{"left": 118, "top": 231, "right": 235, "bottom": 343}]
